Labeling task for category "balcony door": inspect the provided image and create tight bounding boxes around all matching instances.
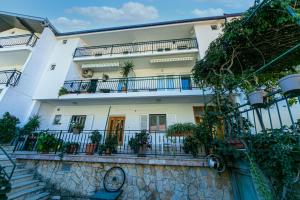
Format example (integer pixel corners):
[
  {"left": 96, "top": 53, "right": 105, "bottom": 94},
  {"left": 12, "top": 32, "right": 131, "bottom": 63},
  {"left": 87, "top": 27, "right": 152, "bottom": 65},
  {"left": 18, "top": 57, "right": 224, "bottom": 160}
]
[
  {"left": 108, "top": 116, "right": 125, "bottom": 144},
  {"left": 181, "top": 76, "right": 192, "bottom": 90}
]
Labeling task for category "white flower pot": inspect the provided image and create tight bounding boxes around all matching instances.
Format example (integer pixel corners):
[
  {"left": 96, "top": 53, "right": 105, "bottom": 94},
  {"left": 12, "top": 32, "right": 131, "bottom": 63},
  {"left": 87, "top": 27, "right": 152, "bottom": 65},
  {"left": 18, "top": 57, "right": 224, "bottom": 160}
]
[
  {"left": 278, "top": 74, "right": 300, "bottom": 95},
  {"left": 248, "top": 90, "right": 267, "bottom": 106}
]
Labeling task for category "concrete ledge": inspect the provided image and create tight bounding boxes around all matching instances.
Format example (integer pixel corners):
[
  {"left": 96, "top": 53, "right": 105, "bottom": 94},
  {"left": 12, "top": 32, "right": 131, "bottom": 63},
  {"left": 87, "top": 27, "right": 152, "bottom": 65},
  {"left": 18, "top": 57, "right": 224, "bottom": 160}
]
[{"left": 13, "top": 152, "right": 208, "bottom": 167}]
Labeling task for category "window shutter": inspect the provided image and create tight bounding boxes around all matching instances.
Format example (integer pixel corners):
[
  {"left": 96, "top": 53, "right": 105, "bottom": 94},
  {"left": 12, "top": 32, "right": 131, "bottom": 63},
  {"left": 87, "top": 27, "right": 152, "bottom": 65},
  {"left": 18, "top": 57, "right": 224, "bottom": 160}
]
[
  {"left": 60, "top": 115, "right": 71, "bottom": 130},
  {"left": 167, "top": 114, "right": 177, "bottom": 127},
  {"left": 84, "top": 115, "right": 94, "bottom": 130},
  {"left": 140, "top": 115, "right": 148, "bottom": 130}
]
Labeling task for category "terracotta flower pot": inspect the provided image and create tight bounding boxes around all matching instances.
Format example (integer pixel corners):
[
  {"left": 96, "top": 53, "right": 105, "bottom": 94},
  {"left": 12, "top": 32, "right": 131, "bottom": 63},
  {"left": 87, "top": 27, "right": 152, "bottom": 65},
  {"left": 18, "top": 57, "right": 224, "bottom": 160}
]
[
  {"left": 67, "top": 145, "right": 78, "bottom": 154},
  {"left": 138, "top": 144, "right": 148, "bottom": 157},
  {"left": 86, "top": 143, "right": 97, "bottom": 155},
  {"left": 105, "top": 148, "right": 112, "bottom": 155}
]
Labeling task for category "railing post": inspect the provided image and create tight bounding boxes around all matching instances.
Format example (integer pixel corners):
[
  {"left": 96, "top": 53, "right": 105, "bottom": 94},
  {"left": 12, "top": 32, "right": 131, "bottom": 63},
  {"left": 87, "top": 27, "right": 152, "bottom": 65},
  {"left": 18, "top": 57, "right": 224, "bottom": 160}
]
[
  {"left": 26, "top": 34, "right": 34, "bottom": 46},
  {"left": 55, "top": 130, "right": 63, "bottom": 154},
  {"left": 154, "top": 131, "right": 157, "bottom": 157},
  {"left": 6, "top": 70, "right": 16, "bottom": 87}
]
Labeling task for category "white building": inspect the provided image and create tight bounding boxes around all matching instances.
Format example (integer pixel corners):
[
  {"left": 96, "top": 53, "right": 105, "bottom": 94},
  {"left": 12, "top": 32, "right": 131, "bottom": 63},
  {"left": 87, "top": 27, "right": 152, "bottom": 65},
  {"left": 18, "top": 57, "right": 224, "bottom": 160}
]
[{"left": 0, "top": 11, "right": 242, "bottom": 150}]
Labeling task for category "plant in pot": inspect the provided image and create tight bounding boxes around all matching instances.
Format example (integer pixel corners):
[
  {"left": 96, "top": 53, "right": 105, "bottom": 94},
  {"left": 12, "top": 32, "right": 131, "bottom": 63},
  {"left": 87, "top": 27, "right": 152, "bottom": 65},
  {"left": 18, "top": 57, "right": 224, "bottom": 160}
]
[
  {"left": 64, "top": 142, "right": 80, "bottom": 154},
  {"left": 128, "top": 130, "right": 151, "bottom": 157},
  {"left": 36, "top": 132, "right": 60, "bottom": 153},
  {"left": 98, "top": 134, "right": 118, "bottom": 155},
  {"left": 86, "top": 130, "right": 102, "bottom": 155},
  {"left": 71, "top": 122, "right": 84, "bottom": 134},
  {"left": 58, "top": 87, "right": 69, "bottom": 96},
  {"left": 278, "top": 73, "right": 300, "bottom": 97},
  {"left": 167, "top": 123, "right": 197, "bottom": 137},
  {"left": 102, "top": 74, "right": 109, "bottom": 82},
  {"left": 120, "top": 61, "right": 134, "bottom": 92}
]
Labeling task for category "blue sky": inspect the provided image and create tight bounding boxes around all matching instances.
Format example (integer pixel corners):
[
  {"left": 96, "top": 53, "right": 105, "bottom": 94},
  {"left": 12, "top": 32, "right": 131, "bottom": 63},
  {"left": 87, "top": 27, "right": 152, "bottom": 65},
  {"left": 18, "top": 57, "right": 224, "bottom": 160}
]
[{"left": 0, "top": 0, "right": 254, "bottom": 32}]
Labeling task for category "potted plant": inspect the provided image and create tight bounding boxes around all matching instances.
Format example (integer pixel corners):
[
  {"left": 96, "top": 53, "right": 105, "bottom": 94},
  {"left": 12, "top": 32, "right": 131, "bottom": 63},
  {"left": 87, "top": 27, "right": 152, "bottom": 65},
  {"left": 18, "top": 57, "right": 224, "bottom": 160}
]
[
  {"left": 248, "top": 89, "right": 267, "bottom": 106},
  {"left": 86, "top": 130, "right": 102, "bottom": 155},
  {"left": 71, "top": 122, "right": 84, "bottom": 134},
  {"left": 36, "top": 132, "right": 59, "bottom": 153},
  {"left": 58, "top": 87, "right": 69, "bottom": 96},
  {"left": 120, "top": 61, "right": 134, "bottom": 92},
  {"left": 98, "top": 134, "right": 118, "bottom": 155},
  {"left": 65, "top": 142, "right": 80, "bottom": 154},
  {"left": 102, "top": 74, "right": 109, "bottom": 82},
  {"left": 167, "top": 123, "right": 197, "bottom": 137},
  {"left": 278, "top": 73, "right": 300, "bottom": 96},
  {"left": 128, "top": 130, "right": 151, "bottom": 157}
]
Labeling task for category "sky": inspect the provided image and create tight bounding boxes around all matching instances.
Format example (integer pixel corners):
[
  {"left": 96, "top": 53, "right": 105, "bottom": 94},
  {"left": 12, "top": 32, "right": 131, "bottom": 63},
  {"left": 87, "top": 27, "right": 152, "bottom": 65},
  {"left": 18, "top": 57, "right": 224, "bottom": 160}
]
[{"left": 0, "top": 0, "right": 254, "bottom": 32}]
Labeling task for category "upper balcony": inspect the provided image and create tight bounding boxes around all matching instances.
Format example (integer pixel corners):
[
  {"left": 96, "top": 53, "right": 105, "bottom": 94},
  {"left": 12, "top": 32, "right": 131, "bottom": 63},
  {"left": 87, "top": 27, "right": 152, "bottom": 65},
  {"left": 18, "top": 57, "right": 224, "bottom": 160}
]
[
  {"left": 0, "top": 70, "right": 22, "bottom": 87},
  {"left": 58, "top": 74, "right": 211, "bottom": 100},
  {"left": 0, "top": 34, "right": 38, "bottom": 50},
  {"left": 73, "top": 38, "right": 199, "bottom": 62}
]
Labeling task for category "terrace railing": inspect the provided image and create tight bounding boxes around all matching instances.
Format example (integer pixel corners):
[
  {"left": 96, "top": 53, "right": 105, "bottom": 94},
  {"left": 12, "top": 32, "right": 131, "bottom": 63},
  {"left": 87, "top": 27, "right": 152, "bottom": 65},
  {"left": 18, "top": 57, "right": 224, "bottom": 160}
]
[
  {"left": 224, "top": 90, "right": 300, "bottom": 138},
  {"left": 63, "top": 75, "right": 199, "bottom": 94},
  {"left": 0, "top": 34, "right": 38, "bottom": 48},
  {"left": 0, "top": 70, "right": 22, "bottom": 87},
  {"left": 73, "top": 38, "right": 198, "bottom": 58},
  {"left": 13, "top": 130, "right": 198, "bottom": 157}
]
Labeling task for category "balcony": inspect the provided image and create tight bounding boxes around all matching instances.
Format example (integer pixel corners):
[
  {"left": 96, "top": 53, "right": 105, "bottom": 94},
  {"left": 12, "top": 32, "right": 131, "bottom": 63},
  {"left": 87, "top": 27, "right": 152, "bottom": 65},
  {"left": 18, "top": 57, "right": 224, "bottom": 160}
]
[
  {"left": 73, "top": 38, "right": 198, "bottom": 61},
  {"left": 63, "top": 75, "right": 199, "bottom": 95},
  {"left": 0, "top": 70, "right": 22, "bottom": 87},
  {"left": 0, "top": 34, "right": 38, "bottom": 49}
]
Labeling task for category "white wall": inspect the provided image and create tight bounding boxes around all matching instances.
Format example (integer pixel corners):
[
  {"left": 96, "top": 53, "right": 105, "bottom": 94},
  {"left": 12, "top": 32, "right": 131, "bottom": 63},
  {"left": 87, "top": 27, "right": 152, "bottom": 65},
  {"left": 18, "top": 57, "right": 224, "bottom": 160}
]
[
  {"left": 38, "top": 102, "right": 202, "bottom": 131},
  {"left": 0, "top": 28, "right": 57, "bottom": 124},
  {"left": 0, "top": 28, "right": 30, "bottom": 37},
  {"left": 33, "top": 38, "right": 81, "bottom": 99},
  {"left": 194, "top": 23, "right": 222, "bottom": 59}
]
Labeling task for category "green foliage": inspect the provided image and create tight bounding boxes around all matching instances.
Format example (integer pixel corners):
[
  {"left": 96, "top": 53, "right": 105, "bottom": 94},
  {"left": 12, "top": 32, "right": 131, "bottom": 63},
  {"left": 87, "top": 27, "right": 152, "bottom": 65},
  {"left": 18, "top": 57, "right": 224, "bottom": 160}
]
[
  {"left": 71, "top": 122, "right": 84, "bottom": 131},
  {"left": 63, "top": 142, "right": 80, "bottom": 154},
  {"left": 98, "top": 134, "right": 118, "bottom": 154},
  {"left": 20, "top": 115, "right": 40, "bottom": 135},
  {"left": 58, "top": 87, "right": 69, "bottom": 96},
  {"left": 245, "top": 129, "right": 300, "bottom": 199},
  {"left": 128, "top": 130, "right": 151, "bottom": 153},
  {"left": 36, "top": 132, "right": 60, "bottom": 153},
  {"left": 167, "top": 123, "right": 197, "bottom": 136},
  {"left": 192, "top": 0, "right": 300, "bottom": 92},
  {"left": 0, "top": 166, "right": 11, "bottom": 200},
  {"left": 0, "top": 112, "right": 20, "bottom": 143},
  {"left": 120, "top": 61, "right": 134, "bottom": 78},
  {"left": 89, "top": 130, "right": 102, "bottom": 144}
]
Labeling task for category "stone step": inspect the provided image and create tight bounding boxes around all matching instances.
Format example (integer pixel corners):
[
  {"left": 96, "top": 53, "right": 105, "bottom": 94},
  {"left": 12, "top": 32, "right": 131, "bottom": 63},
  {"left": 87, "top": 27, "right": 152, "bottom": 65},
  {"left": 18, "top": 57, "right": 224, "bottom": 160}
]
[
  {"left": 11, "top": 180, "right": 40, "bottom": 194},
  {"left": 8, "top": 185, "right": 45, "bottom": 200},
  {"left": 11, "top": 174, "right": 34, "bottom": 184},
  {"left": 25, "top": 192, "right": 50, "bottom": 200},
  {"left": 13, "top": 168, "right": 32, "bottom": 176}
]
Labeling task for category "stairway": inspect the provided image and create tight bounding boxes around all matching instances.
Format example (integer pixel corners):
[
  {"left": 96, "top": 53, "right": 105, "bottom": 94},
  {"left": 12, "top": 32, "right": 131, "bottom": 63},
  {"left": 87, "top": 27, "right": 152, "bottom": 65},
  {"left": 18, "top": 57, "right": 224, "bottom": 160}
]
[{"left": 0, "top": 145, "right": 51, "bottom": 200}]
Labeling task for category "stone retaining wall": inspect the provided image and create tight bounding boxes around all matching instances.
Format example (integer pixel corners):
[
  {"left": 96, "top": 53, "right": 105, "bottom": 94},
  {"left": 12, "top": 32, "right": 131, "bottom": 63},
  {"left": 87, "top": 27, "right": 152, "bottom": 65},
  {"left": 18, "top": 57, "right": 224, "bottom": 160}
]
[{"left": 17, "top": 155, "right": 233, "bottom": 200}]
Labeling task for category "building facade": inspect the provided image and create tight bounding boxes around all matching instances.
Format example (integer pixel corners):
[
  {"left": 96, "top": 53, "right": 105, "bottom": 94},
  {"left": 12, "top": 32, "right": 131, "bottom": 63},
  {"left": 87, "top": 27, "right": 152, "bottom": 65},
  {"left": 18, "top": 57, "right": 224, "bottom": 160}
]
[{"left": 0, "top": 11, "right": 241, "bottom": 148}]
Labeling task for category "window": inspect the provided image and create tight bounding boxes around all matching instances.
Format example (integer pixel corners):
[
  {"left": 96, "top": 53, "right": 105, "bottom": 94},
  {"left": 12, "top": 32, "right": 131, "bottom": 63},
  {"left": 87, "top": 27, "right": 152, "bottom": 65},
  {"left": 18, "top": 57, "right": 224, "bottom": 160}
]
[
  {"left": 53, "top": 115, "right": 61, "bottom": 125},
  {"left": 149, "top": 114, "right": 166, "bottom": 132},
  {"left": 68, "top": 115, "right": 86, "bottom": 132}
]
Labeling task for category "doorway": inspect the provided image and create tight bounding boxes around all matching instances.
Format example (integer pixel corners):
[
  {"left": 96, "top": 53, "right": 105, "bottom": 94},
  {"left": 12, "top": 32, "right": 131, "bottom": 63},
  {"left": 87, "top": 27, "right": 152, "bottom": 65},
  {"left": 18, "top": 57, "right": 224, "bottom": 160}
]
[{"left": 107, "top": 116, "right": 125, "bottom": 144}]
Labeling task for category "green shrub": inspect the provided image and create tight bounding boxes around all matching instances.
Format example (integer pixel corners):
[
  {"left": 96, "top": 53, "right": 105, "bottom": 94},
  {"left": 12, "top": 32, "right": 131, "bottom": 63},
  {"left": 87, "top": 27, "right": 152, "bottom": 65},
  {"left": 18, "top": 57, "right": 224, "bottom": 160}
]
[
  {"left": 0, "top": 112, "right": 20, "bottom": 143},
  {"left": 98, "top": 134, "right": 118, "bottom": 154},
  {"left": 90, "top": 130, "right": 102, "bottom": 144},
  {"left": 36, "top": 133, "right": 60, "bottom": 153},
  {"left": 0, "top": 166, "right": 11, "bottom": 200},
  {"left": 20, "top": 115, "right": 40, "bottom": 135},
  {"left": 167, "top": 123, "right": 197, "bottom": 136},
  {"left": 58, "top": 87, "right": 69, "bottom": 96},
  {"left": 128, "top": 130, "right": 151, "bottom": 153}
]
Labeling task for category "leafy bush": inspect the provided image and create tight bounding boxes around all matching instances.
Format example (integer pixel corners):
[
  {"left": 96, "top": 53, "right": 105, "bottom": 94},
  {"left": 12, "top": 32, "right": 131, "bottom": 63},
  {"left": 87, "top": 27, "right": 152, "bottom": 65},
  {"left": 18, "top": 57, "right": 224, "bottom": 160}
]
[
  {"left": 0, "top": 112, "right": 20, "bottom": 143},
  {"left": 20, "top": 115, "right": 40, "bottom": 135},
  {"left": 128, "top": 130, "right": 151, "bottom": 153},
  {"left": 167, "top": 123, "right": 197, "bottom": 136},
  {"left": 90, "top": 130, "right": 102, "bottom": 144},
  {"left": 0, "top": 166, "right": 11, "bottom": 200},
  {"left": 58, "top": 87, "right": 69, "bottom": 96},
  {"left": 36, "top": 133, "right": 60, "bottom": 153},
  {"left": 98, "top": 134, "right": 118, "bottom": 154}
]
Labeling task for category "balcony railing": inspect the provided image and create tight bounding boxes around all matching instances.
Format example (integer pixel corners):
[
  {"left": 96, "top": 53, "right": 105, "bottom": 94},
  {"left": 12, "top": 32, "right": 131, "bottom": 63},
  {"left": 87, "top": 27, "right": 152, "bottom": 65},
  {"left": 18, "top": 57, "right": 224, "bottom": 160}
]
[
  {"left": 0, "top": 34, "right": 38, "bottom": 48},
  {"left": 13, "top": 130, "right": 199, "bottom": 157},
  {"left": 0, "top": 70, "right": 22, "bottom": 87},
  {"left": 63, "top": 75, "right": 199, "bottom": 94},
  {"left": 73, "top": 38, "right": 198, "bottom": 58}
]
